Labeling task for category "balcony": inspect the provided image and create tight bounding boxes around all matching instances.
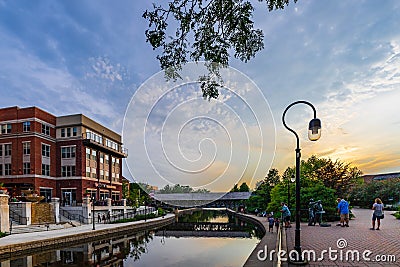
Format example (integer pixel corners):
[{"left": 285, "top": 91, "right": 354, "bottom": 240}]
[{"left": 82, "top": 132, "right": 128, "bottom": 158}]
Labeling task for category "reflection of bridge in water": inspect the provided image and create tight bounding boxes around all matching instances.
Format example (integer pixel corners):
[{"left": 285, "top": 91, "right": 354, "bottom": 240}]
[{"left": 156, "top": 222, "right": 253, "bottom": 238}]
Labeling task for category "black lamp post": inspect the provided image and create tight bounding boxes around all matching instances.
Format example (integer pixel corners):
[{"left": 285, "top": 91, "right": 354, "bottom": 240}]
[
  {"left": 288, "top": 175, "right": 295, "bottom": 209},
  {"left": 92, "top": 195, "right": 95, "bottom": 230},
  {"left": 282, "top": 100, "right": 321, "bottom": 261}
]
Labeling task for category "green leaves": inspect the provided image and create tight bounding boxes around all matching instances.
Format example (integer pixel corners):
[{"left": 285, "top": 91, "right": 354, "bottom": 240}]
[{"left": 143, "top": 0, "right": 297, "bottom": 99}]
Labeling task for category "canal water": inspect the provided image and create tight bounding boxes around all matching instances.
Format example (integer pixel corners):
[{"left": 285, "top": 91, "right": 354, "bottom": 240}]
[{"left": 2, "top": 209, "right": 264, "bottom": 267}]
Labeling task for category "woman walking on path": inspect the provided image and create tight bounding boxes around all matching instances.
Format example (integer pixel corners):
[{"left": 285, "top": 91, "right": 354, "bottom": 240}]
[{"left": 370, "top": 198, "right": 384, "bottom": 230}]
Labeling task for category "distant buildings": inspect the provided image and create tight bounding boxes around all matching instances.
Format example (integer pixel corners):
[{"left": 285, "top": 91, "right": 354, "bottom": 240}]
[
  {"left": 0, "top": 106, "right": 127, "bottom": 205},
  {"left": 361, "top": 172, "right": 400, "bottom": 183}
]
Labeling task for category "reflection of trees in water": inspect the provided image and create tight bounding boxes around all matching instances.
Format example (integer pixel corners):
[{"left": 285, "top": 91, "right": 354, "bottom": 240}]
[
  {"left": 178, "top": 210, "right": 226, "bottom": 223},
  {"left": 127, "top": 231, "right": 154, "bottom": 261}
]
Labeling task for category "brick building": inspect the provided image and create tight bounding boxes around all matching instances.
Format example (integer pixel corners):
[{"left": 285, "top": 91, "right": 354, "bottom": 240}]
[{"left": 0, "top": 106, "right": 127, "bottom": 206}]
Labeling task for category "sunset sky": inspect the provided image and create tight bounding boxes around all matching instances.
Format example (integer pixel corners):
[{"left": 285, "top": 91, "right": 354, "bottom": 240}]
[{"left": 1, "top": 0, "right": 399, "bottom": 191}]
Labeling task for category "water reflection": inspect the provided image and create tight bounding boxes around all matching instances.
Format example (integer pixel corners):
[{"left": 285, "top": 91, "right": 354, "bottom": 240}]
[{"left": 1, "top": 210, "right": 262, "bottom": 267}]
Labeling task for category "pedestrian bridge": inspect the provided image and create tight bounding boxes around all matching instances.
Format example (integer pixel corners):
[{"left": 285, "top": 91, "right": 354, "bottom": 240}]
[{"left": 152, "top": 192, "right": 252, "bottom": 208}]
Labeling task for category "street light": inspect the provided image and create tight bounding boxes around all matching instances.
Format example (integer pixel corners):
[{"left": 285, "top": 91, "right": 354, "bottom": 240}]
[
  {"left": 282, "top": 100, "right": 321, "bottom": 262},
  {"left": 92, "top": 195, "right": 96, "bottom": 230}
]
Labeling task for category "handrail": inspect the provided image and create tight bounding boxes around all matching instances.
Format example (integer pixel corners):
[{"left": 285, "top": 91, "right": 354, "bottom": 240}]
[
  {"left": 9, "top": 209, "right": 28, "bottom": 225},
  {"left": 59, "top": 208, "right": 86, "bottom": 224}
]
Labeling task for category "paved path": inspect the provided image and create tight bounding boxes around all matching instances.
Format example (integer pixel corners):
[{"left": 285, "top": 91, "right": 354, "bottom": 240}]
[
  {"left": 244, "top": 215, "right": 279, "bottom": 267},
  {"left": 285, "top": 208, "right": 400, "bottom": 266}
]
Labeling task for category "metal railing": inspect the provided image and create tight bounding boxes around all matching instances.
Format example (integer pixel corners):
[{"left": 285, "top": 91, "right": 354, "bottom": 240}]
[
  {"left": 9, "top": 209, "right": 28, "bottom": 225},
  {"left": 59, "top": 208, "right": 86, "bottom": 224},
  {"left": 108, "top": 207, "right": 156, "bottom": 223}
]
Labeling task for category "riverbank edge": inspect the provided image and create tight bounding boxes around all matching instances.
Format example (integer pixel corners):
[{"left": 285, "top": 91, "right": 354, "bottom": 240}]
[
  {"left": 227, "top": 209, "right": 280, "bottom": 267},
  {"left": 0, "top": 214, "right": 175, "bottom": 259}
]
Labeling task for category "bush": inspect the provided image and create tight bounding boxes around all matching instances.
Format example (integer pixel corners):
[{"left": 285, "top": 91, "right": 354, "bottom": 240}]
[
  {"left": 111, "top": 213, "right": 157, "bottom": 224},
  {"left": 0, "top": 232, "right": 7, "bottom": 238},
  {"left": 394, "top": 206, "right": 400, "bottom": 220}
]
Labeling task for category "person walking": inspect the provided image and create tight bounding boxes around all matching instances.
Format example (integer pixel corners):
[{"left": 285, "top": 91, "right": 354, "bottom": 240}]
[
  {"left": 370, "top": 198, "right": 384, "bottom": 230},
  {"left": 337, "top": 198, "right": 350, "bottom": 227},
  {"left": 280, "top": 202, "right": 291, "bottom": 228},
  {"left": 268, "top": 215, "right": 274, "bottom": 232}
]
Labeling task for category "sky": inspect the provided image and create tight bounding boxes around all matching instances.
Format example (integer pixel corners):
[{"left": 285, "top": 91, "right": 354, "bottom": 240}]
[{"left": 1, "top": 0, "right": 399, "bottom": 191}]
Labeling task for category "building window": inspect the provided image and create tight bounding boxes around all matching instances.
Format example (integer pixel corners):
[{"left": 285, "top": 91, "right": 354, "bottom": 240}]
[
  {"left": 4, "top": 163, "right": 11, "bottom": 175},
  {"left": 66, "top": 128, "right": 71, "bottom": 137},
  {"left": 105, "top": 155, "right": 109, "bottom": 165},
  {"left": 99, "top": 153, "right": 104, "bottom": 164},
  {"left": 91, "top": 168, "right": 97, "bottom": 178},
  {"left": 86, "top": 148, "right": 91, "bottom": 159},
  {"left": 4, "top": 144, "right": 11, "bottom": 156},
  {"left": 41, "top": 124, "right": 50, "bottom": 135},
  {"left": 61, "top": 146, "right": 76, "bottom": 158},
  {"left": 23, "top": 142, "right": 30, "bottom": 155},
  {"left": 100, "top": 191, "right": 109, "bottom": 201},
  {"left": 72, "top": 127, "right": 77, "bottom": 136},
  {"left": 1, "top": 124, "right": 12, "bottom": 134},
  {"left": 61, "top": 128, "right": 65, "bottom": 137},
  {"left": 42, "top": 144, "right": 50, "bottom": 157},
  {"left": 86, "top": 166, "right": 91, "bottom": 177},
  {"left": 91, "top": 150, "right": 97, "bottom": 161},
  {"left": 23, "top": 121, "right": 31, "bottom": 132},
  {"left": 0, "top": 145, "right": 2, "bottom": 157},
  {"left": 23, "top": 162, "right": 30, "bottom": 174},
  {"left": 112, "top": 192, "right": 120, "bottom": 201},
  {"left": 42, "top": 164, "right": 50, "bottom": 176},
  {"left": 61, "top": 165, "right": 76, "bottom": 177},
  {"left": 0, "top": 164, "right": 2, "bottom": 175},
  {"left": 86, "top": 130, "right": 102, "bottom": 144},
  {"left": 86, "top": 189, "right": 96, "bottom": 200},
  {"left": 61, "top": 189, "right": 76, "bottom": 206},
  {"left": 40, "top": 188, "right": 52, "bottom": 202},
  {"left": 100, "top": 170, "right": 104, "bottom": 180},
  {"left": 106, "top": 139, "right": 118, "bottom": 150}
]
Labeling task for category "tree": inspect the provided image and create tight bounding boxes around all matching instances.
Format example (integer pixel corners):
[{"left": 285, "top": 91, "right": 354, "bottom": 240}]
[
  {"left": 230, "top": 183, "right": 239, "bottom": 192},
  {"left": 128, "top": 183, "right": 152, "bottom": 207},
  {"left": 239, "top": 182, "right": 250, "bottom": 192},
  {"left": 349, "top": 178, "right": 400, "bottom": 208},
  {"left": 265, "top": 168, "right": 280, "bottom": 187},
  {"left": 245, "top": 178, "right": 273, "bottom": 212},
  {"left": 159, "top": 184, "right": 210, "bottom": 193},
  {"left": 267, "top": 180, "right": 337, "bottom": 221},
  {"left": 301, "top": 155, "right": 362, "bottom": 198},
  {"left": 143, "top": 0, "right": 298, "bottom": 99}
]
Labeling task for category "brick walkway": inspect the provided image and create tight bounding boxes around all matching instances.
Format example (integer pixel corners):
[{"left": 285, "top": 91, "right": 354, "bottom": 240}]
[{"left": 285, "top": 208, "right": 400, "bottom": 266}]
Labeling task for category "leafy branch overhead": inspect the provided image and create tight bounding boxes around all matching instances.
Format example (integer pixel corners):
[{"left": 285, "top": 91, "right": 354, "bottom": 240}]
[{"left": 143, "top": 0, "right": 298, "bottom": 99}]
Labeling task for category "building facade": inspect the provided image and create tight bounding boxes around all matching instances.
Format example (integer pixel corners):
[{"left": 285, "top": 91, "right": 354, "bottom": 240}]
[{"left": 0, "top": 106, "right": 127, "bottom": 206}]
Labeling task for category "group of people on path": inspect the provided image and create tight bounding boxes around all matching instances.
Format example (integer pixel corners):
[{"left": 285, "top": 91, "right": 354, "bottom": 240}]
[
  {"left": 97, "top": 211, "right": 111, "bottom": 223},
  {"left": 336, "top": 197, "right": 384, "bottom": 230},
  {"left": 274, "top": 197, "right": 384, "bottom": 231}
]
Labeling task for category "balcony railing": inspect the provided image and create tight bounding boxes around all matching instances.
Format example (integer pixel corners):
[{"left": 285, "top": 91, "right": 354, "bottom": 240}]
[{"left": 82, "top": 132, "right": 128, "bottom": 157}]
